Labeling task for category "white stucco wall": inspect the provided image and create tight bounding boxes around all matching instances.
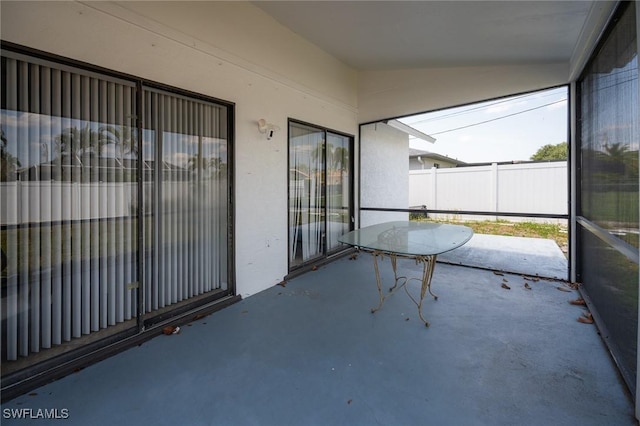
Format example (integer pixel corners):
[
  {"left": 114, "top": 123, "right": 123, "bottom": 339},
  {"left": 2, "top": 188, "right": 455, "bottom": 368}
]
[
  {"left": 360, "top": 123, "right": 409, "bottom": 227},
  {"left": 0, "top": 1, "right": 359, "bottom": 297}
]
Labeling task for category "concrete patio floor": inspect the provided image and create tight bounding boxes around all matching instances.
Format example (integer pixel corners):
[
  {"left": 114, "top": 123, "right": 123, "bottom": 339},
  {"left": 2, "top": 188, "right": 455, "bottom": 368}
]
[
  {"left": 1, "top": 237, "right": 635, "bottom": 425},
  {"left": 439, "top": 234, "right": 569, "bottom": 280}
]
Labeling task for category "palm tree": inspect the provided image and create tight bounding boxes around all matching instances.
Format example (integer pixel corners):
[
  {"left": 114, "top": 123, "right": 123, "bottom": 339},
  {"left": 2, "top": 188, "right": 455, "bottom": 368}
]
[
  {"left": 331, "top": 146, "right": 349, "bottom": 171},
  {"left": 309, "top": 141, "right": 328, "bottom": 182},
  {"left": 1, "top": 127, "right": 21, "bottom": 181},
  {"left": 310, "top": 140, "right": 327, "bottom": 163},
  {"left": 54, "top": 124, "right": 101, "bottom": 159},
  {"left": 187, "top": 152, "right": 222, "bottom": 177},
  {"left": 52, "top": 124, "right": 103, "bottom": 182},
  {"left": 99, "top": 124, "right": 138, "bottom": 159},
  {"left": 603, "top": 142, "right": 628, "bottom": 176},
  {"left": 603, "top": 142, "right": 628, "bottom": 160}
]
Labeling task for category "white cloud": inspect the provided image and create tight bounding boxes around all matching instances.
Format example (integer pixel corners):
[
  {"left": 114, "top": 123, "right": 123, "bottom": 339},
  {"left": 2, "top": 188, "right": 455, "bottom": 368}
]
[{"left": 165, "top": 152, "right": 190, "bottom": 168}]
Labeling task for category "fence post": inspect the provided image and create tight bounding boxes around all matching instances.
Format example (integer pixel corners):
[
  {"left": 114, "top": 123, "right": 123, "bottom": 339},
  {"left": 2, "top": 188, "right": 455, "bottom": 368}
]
[
  {"left": 431, "top": 166, "right": 437, "bottom": 213},
  {"left": 491, "top": 162, "right": 498, "bottom": 221}
]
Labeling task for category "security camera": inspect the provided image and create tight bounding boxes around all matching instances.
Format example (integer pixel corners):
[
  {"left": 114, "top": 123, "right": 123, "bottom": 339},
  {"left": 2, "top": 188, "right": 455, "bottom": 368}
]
[{"left": 257, "top": 118, "right": 280, "bottom": 140}]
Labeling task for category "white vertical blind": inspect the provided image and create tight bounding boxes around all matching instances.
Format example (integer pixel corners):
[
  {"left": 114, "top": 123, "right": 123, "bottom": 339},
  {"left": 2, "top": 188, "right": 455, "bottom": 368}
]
[
  {"left": 289, "top": 123, "right": 325, "bottom": 266},
  {"left": 142, "top": 88, "right": 227, "bottom": 316},
  {"left": 1, "top": 52, "right": 229, "bottom": 373},
  {"left": 1, "top": 55, "right": 138, "bottom": 362}
]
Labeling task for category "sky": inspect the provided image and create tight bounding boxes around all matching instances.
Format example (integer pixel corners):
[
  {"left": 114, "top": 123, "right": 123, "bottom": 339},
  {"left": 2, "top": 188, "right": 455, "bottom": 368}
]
[
  {"left": 0, "top": 111, "right": 228, "bottom": 169},
  {"left": 400, "top": 86, "right": 568, "bottom": 164}
]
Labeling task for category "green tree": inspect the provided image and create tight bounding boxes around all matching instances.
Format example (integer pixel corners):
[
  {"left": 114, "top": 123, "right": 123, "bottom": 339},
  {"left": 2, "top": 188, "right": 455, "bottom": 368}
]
[
  {"left": 187, "top": 154, "right": 221, "bottom": 174},
  {"left": 1, "top": 127, "right": 21, "bottom": 181},
  {"left": 99, "top": 124, "right": 138, "bottom": 159},
  {"left": 331, "top": 146, "right": 349, "bottom": 171},
  {"left": 603, "top": 142, "right": 628, "bottom": 161},
  {"left": 530, "top": 142, "right": 567, "bottom": 161},
  {"left": 54, "top": 124, "right": 101, "bottom": 158}
]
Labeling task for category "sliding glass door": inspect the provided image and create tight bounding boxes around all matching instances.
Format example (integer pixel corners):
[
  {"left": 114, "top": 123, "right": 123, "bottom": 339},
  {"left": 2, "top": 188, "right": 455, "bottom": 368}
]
[
  {"left": 288, "top": 121, "right": 352, "bottom": 270},
  {"left": 142, "top": 88, "right": 229, "bottom": 318},
  {"left": 1, "top": 54, "right": 139, "bottom": 372},
  {"left": 1, "top": 48, "right": 233, "bottom": 378},
  {"left": 326, "top": 132, "right": 351, "bottom": 251}
]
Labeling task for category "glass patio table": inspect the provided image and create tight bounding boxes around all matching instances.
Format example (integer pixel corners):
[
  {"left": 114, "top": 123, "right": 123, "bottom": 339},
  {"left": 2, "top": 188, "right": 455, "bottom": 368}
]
[{"left": 338, "top": 221, "right": 473, "bottom": 327}]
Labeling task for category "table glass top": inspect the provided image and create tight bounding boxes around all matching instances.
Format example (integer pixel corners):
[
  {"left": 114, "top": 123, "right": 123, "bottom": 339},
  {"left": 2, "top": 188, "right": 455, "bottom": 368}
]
[{"left": 338, "top": 221, "right": 473, "bottom": 256}]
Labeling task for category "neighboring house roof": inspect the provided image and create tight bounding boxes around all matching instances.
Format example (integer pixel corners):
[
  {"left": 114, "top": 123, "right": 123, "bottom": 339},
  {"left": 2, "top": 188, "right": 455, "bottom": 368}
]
[{"left": 409, "top": 149, "right": 466, "bottom": 166}]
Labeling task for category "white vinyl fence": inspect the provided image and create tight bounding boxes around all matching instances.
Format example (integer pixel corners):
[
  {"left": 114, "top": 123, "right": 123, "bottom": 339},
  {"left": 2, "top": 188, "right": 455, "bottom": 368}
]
[
  {"left": 409, "top": 161, "right": 567, "bottom": 223},
  {"left": 0, "top": 182, "right": 137, "bottom": 225}
]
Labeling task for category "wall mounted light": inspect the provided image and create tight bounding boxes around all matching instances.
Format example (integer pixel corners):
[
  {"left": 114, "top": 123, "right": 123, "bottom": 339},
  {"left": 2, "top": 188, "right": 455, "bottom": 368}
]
[{"left": 258, "top": 118, "right": 280, "bottom": 140}]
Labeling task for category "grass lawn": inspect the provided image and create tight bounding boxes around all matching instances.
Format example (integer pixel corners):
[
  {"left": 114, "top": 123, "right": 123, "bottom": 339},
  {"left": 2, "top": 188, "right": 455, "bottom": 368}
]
[{"left": 412, "top": 217, "right": 569, "bottom": 254}]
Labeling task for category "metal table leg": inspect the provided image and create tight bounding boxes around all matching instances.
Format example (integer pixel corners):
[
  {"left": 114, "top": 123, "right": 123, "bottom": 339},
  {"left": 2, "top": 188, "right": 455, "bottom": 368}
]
[
  {"left": 371, "top": 251, "right": 407, "bottom": 313},
  {"left": 369, "top": 252, "right": 439, "bottom": 327},
  {"left": 408, "top": 255, "right": 438, "bottom": 327}
]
